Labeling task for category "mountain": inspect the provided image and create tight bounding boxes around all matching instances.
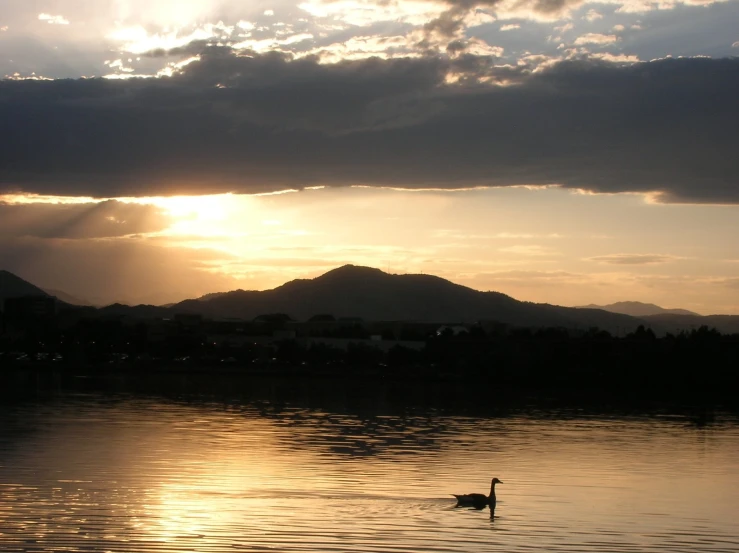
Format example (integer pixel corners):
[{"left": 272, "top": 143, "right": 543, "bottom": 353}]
[
  {"left": 641, "top": 314, "right": 739, "bottom": 335},
  {"left": 0, "top": 270, "right": 51, "bottom": 303},
  {"left": 575, "top": 301, "right": 739, "bottom": 334},
  {"left": 98, "top": 303, "right": 170, "bottom": 318},
  {"left": 170, "top": 264, "right": 644, "bottom": 333},
  {"left": 195, "top": 291, "right": 230, "bottom": 302},
  {"left": 577, "top": 301, "right": 699, "bottom": 317},
  {"left": 42, "top": 288, "right": 93, "bottom": 306},
  {"left": 7, "top": 265, "right": 736, "bottom": 335},
  {"left": 0, "top": 270, "right": 93, "bottom": 308}
]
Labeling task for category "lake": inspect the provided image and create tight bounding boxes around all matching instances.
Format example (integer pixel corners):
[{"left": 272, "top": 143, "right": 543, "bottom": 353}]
[{"left": 1, "top": 380, "right": 738, "bottom": 553}]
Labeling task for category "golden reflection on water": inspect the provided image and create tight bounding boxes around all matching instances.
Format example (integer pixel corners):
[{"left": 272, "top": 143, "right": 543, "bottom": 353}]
[{"left": 1, "top": 397, "right": 738, "bottom": 552}]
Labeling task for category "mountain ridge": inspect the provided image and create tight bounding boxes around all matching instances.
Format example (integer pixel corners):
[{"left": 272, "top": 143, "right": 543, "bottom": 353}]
[
  {"left": 3, "top": 265, "right": 738, "bottom": 335},
  {"left": 169, "top": 264, "right": 643, "bottom": 333},
  {"left": 0, "top": 270, "right": 52, "bottom": 302},
  {"left": 577, "top": 301, "right": 699, "bottom": 317}
]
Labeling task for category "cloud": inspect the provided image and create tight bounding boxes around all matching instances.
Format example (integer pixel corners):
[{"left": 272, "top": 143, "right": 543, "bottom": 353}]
[
  {"left": 554, "top": 22, "right": 574, "bottom": 33},
  {"left": 733, "top": 41, "right": 739, "bottom": 48},
  {"left": 0, "top": 199, "right": 173, "bottom": 239},
  {"left": 500, "top": 244, "right": 559, "bottom": 256},
  {"left": 453, "top": 269, "right": 594, "bottom": 294},
  {"left": 1, "top": 50, "right": 738, "bottom": 203},
  {"left": 441, "top": 0, "right": 584, "bottom": 19},
  {"left": 469, "top": 269, "right": 585, "bottom": 282},
  {"left": 420, "top": 0, "right": 582, "bottom": 42},
  {"left": 38, "top": 14, "right": 70, "bottom": 25},
  {"left": 434, "top": 230, "right": 563, "bottom": 239},
  {"left": 215, "top": 257, "right": 340, "bottom": 269},
  {"left": 588, "top": 254, "right": 681, "bottom": 265},
  {"left": 589, "top": 52, "right": 640, "bottom": 63},
  {"left": 574, "top": 33, "right": 619, "bottom": 45},
  {"left": 500, "top": 24, "right": 520, "bottom": 31}
]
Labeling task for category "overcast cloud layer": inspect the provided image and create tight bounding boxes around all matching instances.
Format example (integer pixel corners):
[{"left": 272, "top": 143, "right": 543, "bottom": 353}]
[
  {"left": 2, "top": 0, "right": 739, "bottom": 203},
  {"left": 1, "top": 49, "right": 738, "bottom": 203}
]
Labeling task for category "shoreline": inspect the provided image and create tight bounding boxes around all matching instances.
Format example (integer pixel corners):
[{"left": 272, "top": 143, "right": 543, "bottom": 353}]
[{"left": 2, "top": 362, "right": 739, "bottom": 414}]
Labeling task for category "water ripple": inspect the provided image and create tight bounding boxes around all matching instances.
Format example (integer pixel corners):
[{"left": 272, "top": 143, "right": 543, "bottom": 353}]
[{"left": 1, "top": 395, "right": 738, "bottom": 552}]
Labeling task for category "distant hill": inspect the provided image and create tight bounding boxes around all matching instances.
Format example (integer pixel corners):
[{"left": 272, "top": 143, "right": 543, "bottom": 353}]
[
  {"left": 98, "top": 303, "right": 170, "bottom": 318},
  {"left": 0, "top": 270, "right": 51, "bottom": 303},
  {"left": 6, "top": 265, "right": 737, "bottom": 335},
  {"left": 577, "top": 301, "right": 699, "bottom": 317},
  {"left": 641, "top": 314, "right": 739, "bottom": 335},
  {"left": 169, "top": 264, "right": 644, "bottom": 333},
  {"left": 42, "top": 288, "right": 93, "bottom": 306},
  {"left": 0, "top": 270, "right": 94, "bottom": 309},
  {"left": 576, "top": 301, "right": 739, "bottom": 334},
  {"left": 195, "top": 291, "right": 230, "bottom": 302}
]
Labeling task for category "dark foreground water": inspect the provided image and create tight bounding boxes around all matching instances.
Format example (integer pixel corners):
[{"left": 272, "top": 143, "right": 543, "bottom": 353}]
[{"left": 1, "top": 381, "right": 738, "bottom": 552}]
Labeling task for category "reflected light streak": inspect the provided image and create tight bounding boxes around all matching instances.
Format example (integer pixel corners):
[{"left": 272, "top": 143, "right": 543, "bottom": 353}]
[{"left": 6, "top": 399, "right": 739, "bottom": 552}]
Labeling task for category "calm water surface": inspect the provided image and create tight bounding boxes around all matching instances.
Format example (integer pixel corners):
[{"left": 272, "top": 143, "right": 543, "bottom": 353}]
[{"left": 1, "top": 391, "right": 738, "bottom": 552}]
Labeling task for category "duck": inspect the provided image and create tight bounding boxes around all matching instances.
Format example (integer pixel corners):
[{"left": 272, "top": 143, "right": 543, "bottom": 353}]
[{"left": 453, "top": 477, "right": 503, "bottom": 510}]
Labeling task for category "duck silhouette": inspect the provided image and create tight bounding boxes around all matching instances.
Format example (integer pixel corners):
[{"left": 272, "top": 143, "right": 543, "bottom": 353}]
[{"left": 453, "top": 478, "right": 502, "bottom": 510}]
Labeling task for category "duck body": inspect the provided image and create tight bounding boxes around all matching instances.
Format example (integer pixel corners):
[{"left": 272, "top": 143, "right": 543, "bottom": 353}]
[
  {"left": 452, "top": 492, "right": 491, "bottom": 510},
  {"left": 453, "top": 478, "right": 502, "bottom": 510}
]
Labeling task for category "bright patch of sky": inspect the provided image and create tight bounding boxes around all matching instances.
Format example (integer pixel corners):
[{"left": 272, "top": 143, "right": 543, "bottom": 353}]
[
  {"left": 38, "top": 14, "right": 70, "bottom": 25},
  {"left": 3, "top": 187, "right": 738, "bottom": 312}
]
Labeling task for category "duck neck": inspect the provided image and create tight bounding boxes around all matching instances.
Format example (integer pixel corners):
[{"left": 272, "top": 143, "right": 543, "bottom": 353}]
[{"left": 488, "top": 481, "right": 497, "bottom": 500}]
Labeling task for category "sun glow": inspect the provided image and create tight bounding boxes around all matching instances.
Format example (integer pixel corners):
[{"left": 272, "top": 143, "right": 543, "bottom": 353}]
[
  {"left": 0, "top": 193, "right": 102, "bottom": 205},
  {"left": 107, "top": 23, "right": 232, "bottom": 55},
  {"left": 138, "top": 194, "right": 229, "bottom": 219},
  {"left": 121, "top": 194, "right": 242, "bottom": 238}
]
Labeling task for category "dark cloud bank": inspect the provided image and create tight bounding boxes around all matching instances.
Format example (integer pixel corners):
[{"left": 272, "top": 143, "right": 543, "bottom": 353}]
[{"left": 1, "top": 48, "right": 738, "bottom": 203}]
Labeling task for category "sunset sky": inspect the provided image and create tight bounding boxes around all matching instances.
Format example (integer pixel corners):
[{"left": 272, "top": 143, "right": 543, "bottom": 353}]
[{"left": 1, "top": 0, "right": 738, "bottom": 313}]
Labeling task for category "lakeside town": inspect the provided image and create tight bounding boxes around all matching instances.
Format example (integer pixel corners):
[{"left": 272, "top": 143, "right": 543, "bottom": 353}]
[{"left": 2, "top": 294, "right": 738, "bottom": 398}]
